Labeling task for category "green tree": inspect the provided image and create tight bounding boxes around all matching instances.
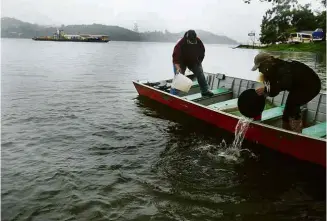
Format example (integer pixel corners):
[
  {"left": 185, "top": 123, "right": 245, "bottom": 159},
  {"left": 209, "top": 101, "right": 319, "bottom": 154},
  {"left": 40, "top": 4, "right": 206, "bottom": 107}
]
[
  {"left": 259, "top": 1, "right": 326, "bottom": 44},
  {"left": 259, "top": 1, "right": 294, "bottom": 44},
  {"left": 244, "top": 0, "right": 325, "bottom": 7},
  {"left": 291, "top": 4, "right": 317, "bottom": 31}
]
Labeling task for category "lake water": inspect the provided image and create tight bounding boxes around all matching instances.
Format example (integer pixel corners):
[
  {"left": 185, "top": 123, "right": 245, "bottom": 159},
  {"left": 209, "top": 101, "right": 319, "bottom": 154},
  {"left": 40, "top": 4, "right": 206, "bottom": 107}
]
[{"left": 2, "top": 38, "right": 326, "bottom": 221}]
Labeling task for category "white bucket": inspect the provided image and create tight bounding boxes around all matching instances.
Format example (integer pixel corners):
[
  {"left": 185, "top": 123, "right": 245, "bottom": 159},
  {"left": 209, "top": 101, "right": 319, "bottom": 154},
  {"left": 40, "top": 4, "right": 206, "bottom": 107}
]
[{"left": 171, "top": 73, "right": 193, "bottom": 92}]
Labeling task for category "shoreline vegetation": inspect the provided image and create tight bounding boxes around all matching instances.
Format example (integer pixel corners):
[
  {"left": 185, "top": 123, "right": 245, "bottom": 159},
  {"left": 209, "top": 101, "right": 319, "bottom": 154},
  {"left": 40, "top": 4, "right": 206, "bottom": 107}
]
[
  {"left": 239, "top": 0, "right": 326, "bottom": 54},
  {"left": 235, "top": 42, "right": 326, "bottom": 53}
]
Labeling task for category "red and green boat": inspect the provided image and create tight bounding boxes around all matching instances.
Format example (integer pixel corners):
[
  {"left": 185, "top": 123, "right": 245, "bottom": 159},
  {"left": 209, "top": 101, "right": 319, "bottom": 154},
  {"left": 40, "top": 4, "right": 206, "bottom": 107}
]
[{"left": 133, "top": 72, "right": 326, "bottom": 167}]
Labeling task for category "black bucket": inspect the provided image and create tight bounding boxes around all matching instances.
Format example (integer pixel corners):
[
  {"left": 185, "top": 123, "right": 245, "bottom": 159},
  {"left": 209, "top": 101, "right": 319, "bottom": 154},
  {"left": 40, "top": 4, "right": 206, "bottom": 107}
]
[{"left": 237, "top": 89, "right": 266, "bottom": 118}]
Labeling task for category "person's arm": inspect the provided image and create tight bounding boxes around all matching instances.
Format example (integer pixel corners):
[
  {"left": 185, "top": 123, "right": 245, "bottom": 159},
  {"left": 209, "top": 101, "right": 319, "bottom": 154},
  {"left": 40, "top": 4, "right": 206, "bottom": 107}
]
[
  {"left": 172, "top": 39, "right": 183, "bottom": 72},
  {"left": 256, "top": 60, "right": 282, "bottom": 97},
  {"left": 263, "top": 80, "right": 281, "bottom": 97},
  {"left": 255, "top": 80, "right": 281, "bottom": 97},
  {"left": 198, "top": 37, "right": 205, "bottom": 63}
]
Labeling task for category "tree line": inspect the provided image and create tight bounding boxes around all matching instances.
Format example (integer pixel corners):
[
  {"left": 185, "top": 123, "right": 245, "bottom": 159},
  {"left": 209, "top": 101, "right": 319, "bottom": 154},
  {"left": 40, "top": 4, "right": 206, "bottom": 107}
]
[{"left": 245, "top": 0, "right": 326, "bottom": 44}]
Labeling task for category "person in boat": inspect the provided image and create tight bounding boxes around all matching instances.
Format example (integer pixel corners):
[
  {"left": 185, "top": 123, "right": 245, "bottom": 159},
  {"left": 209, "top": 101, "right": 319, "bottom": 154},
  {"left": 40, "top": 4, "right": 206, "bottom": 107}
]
[
  {"left": 170, "top": 30, "right": 214, "bottom": 97},
  {"left": 251, "top": 52, "right": 321, "bottom": 132}
]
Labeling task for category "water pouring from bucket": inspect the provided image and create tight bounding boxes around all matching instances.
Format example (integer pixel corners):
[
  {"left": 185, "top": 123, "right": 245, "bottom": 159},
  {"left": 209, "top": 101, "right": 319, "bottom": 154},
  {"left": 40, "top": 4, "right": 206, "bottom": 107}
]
[
  {"left": 216, "top": 89, "right": 266, "bottom": 161},
  {"left": 217, "top": 116, "right": 254, "bottom": 161},
  {"left": 233, "top": 88, "right": 266, "bottom": 147}
]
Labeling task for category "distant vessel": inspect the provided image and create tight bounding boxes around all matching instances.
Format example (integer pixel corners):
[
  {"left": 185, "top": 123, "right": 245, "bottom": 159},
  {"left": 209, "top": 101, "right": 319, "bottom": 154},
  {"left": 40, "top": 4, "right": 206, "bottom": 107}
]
[{"left": 32, "top": 29, "right": 110, "bottom": 43}]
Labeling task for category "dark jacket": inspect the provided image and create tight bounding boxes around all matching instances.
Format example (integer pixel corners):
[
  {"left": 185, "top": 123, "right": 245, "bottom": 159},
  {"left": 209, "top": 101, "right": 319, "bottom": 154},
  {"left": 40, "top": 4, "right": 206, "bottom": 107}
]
[
  {"left": 259, "top": 58, "right": 321, "bottom": 97},
  {"left": 172, "top": 37, "right": 205, "bottom": 66}
]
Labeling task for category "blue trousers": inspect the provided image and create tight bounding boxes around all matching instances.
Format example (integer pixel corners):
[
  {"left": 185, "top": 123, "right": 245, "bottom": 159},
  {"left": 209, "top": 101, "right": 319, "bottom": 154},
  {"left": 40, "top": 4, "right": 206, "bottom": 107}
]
[{"left": 170, "top": 63, "right": 209, "bottom": 95}]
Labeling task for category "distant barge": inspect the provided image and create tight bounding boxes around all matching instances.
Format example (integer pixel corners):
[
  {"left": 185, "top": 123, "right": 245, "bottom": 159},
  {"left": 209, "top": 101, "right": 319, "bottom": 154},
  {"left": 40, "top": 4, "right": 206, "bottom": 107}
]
[{"left": 32, "top": 29, "right": 110, "bottom": 43}]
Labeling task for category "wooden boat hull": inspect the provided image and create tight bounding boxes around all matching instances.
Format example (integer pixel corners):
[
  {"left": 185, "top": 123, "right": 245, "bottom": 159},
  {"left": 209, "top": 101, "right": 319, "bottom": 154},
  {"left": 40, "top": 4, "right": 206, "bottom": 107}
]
[{"left": 133, "top": 80, "right": 326, "bottom": 167}]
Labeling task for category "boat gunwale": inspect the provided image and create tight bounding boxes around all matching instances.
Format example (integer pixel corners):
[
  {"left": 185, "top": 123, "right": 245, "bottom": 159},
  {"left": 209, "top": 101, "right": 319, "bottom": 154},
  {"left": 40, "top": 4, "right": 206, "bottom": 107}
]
[
  {"left": 204, "top": 72, "right": 326, "bottom": 96},
  {"left": 148, "top": 71, "right": 327, "bottom": 95},
  {"left": 132, "top": 80, "right": 326, "bottom": 142}
]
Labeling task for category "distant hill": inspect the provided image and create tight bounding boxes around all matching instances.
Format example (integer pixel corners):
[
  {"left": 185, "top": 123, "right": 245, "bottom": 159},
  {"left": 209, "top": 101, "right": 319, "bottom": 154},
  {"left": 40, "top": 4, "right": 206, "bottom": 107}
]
[
  {"left": 1, "top": 17, "right": 141, "bottom": 41},
  {"left": 1, "top": 17, "right": 239, "bottom": 45}
]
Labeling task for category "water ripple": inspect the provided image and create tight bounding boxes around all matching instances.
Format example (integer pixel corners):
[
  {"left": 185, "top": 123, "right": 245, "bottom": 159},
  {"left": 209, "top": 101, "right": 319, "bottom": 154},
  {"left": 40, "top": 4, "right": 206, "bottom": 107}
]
[{"left": 1, "top": 39, "right": 325, "bottom": 221}]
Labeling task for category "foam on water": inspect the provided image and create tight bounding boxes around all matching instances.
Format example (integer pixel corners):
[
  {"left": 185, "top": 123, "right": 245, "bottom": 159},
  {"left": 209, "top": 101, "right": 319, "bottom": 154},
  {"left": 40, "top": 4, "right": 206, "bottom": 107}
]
[
  {"left": 195, "top": 117, "right": 256, "bottom": 164},
  {"left": 217, "top": 116, "right": 255, "bottom": 162},
  {"left": 195, "top": 117, "right": 256, "bottom": 163}
]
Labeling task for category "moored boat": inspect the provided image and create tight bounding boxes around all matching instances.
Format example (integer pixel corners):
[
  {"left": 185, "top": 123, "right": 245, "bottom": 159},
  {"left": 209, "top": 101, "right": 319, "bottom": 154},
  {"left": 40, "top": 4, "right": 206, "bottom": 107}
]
[{"left": 133, "top": 72, "right": 326, "bottom": 167}]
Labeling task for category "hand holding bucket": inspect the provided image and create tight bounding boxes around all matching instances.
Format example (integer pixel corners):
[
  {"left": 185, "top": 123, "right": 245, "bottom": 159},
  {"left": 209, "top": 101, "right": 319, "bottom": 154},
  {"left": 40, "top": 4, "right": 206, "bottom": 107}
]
[{"left": 171, "top": 73, "right": 193, "bottom": 93}]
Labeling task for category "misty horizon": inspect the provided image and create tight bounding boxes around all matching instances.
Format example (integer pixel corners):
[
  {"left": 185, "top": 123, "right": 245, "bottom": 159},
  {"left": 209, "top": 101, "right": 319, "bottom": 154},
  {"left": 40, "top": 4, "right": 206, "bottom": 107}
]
[
  {"left": 2, "top": 0, "right": 323, "bottom": 43},
  {"left": 2, "top": 17, "right": 239, "bottom": 40}
]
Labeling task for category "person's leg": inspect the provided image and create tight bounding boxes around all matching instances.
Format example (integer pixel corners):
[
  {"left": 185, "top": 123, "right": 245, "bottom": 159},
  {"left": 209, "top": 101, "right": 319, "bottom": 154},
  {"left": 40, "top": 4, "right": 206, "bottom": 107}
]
[
  {"left": 283, "top": 88, "right": 319, "bottom": 132},
  {"left": 170, "top": 63, "right": 179, "bottom": 95},
  {"left": 282, "top": 93, "right": 302, "bottom": 132},
  {"left": 188, "top": 63, "right": 213, "bottom": 96},
  {"left": 170, "top": 88, "right": 179, "bottom": 95},
  {"left": 283, "top": 71, "right": 321, "bottom": 133},
  {"left": 282, "top": 72, "right": 321, "bottom": 132}
]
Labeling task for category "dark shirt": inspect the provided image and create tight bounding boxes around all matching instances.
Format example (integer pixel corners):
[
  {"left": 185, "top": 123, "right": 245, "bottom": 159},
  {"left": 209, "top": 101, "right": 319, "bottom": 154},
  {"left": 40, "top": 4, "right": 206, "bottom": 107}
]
[
  {"left": 259, "top": 58, "right": 320, "bottom": 97},
  {"left": 172, "top": 37, "right": 205, "bottom": 66}
]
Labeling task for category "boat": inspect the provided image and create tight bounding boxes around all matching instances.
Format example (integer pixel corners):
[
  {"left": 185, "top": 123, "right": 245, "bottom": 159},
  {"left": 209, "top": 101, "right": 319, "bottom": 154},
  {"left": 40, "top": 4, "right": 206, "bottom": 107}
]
[
  {"left": 132, "top": 72, "right": 326, "bottom": 167},
  {"left": 32, "top": 29, "right": 110, "bottom": 43}
]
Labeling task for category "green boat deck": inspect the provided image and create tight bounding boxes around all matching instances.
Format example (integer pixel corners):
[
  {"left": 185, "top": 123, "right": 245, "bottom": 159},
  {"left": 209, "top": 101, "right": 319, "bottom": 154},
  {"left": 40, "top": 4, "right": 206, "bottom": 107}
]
[
  {"left": 182, "top": 88, "right": 231, "bottom": 101},
  {"left": 302, "top": 122, "right": 327, "bottom": 138},
  {"left": 192, "top": 81, "right": 199, "bottom": 87},
  {"left": 261, "top": 105, "right": 285, "bottom": 122},
  {"left": 224, "top": 105, "right": 285, "bottom": 122},
  {"left": 209, "top": 98, "right": 279, "bottom": 120},
  {"left": 208, "top": 98, "right": 238, "bottom": 110}
]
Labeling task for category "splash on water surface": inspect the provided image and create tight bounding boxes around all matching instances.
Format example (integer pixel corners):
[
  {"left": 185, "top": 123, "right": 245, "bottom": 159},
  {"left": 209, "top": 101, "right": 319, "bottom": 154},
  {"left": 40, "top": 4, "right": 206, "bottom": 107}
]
[
  {"left": 218, "top": 116, "right": 256, "bottom": 161},
  {"left": 195, "top": 117, "right": 256, "bottom": 163},
  {"left": 197, "top": 117, "right": 256, "bottom": 163}
]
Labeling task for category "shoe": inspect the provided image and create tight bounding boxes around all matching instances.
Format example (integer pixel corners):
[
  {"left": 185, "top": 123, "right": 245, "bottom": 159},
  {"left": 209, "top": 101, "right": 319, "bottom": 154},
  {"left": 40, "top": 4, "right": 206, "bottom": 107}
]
[
  {"left": 201, "top": 91, "right": 214, "bottom": 97},
  {"left": 289, "top": 118, "right": 303, "bottom": 133}
]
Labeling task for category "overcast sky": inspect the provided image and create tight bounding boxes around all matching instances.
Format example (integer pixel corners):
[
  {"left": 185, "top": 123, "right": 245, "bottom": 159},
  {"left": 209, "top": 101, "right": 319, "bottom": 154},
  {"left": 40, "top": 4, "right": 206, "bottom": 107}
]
[{"left": 2, "top": 0, "right": 323, "bottom": 43}]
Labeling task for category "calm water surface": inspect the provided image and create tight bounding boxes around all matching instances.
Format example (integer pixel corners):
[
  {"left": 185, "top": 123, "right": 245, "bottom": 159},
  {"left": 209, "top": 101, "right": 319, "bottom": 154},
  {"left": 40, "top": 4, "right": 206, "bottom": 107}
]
[{"left": 2, "top": 39, "right": 326, "bottom": 221}]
